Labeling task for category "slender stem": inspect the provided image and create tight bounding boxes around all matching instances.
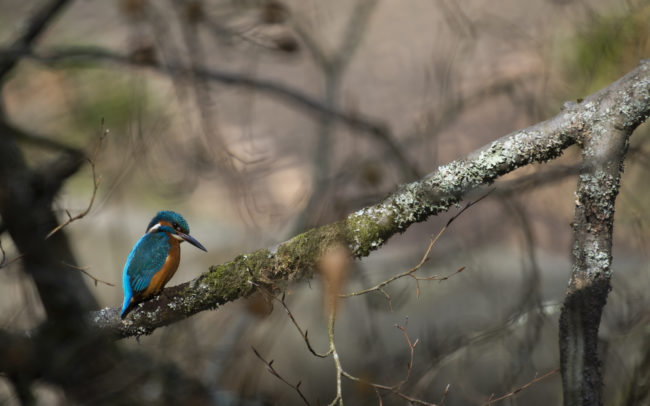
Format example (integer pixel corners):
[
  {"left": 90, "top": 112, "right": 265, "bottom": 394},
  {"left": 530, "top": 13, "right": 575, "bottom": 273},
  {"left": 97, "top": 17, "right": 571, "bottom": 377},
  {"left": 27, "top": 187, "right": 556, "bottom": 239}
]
[{"left": 328, "top": 310, "right": 344, "bottom": 406}]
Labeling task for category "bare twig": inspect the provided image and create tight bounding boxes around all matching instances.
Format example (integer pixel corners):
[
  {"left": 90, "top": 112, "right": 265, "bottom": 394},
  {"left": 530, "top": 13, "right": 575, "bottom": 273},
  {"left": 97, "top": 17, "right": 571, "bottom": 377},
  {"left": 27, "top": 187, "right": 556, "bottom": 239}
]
[
  {"left": 0, "top": 241, "right": 24, "bottom": 269},
  {"left": 1, "top": 254, "right": 25, "bottom": 269},
  {"left": 88, "top": 62, "right": 650, "bottom": 339},
  {"left": 337, "top": 316, "right": 439, "bottom": 405},
  {"left": 46, "top": 120, "right": 108, "bottom": 239},
  {"left": 61, "top": 262, "right": 115, "bottom": 287},
  {"left": 393, "top": 317, "right": 419, "bottom": 389},
  {"left": 256, "top": 287, "right": 332, "bottom": 358},
  {"left": 439, "top": 384, "right": 451, "bottom": 405},
  {"left": 340, "top": 191, "right": 491, "bottom": 303},
  {"left": 0, "top": 240, "right": 5, "bottom": 268},
  {"left": 255, "top": 280, "right": 439, "bottom": 404},
  {"left": 327, "top": 310, "right": 343, "bottom": 406},
  {"left": 482, "top": 368, "right": 560, "bottom": 405},
  {"left": 251, "top": 347, "right": 311, "bottom": 406},
  {"left": 0, "top": 46, "right": 417, "bottom": 177}
]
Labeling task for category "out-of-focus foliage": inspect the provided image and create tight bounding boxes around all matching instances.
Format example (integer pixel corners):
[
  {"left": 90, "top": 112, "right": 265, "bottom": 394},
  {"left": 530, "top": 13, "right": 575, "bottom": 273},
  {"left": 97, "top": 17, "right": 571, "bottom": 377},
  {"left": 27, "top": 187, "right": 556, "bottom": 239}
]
[
  {"left": 563, "top": 1, "right": 650, "bottom": 94},
  {"left": 67, "top": 70, "right": 152, "bottom": 139},
  {"left": 1, "top": 0, "right": 650, "bottom": 404}
]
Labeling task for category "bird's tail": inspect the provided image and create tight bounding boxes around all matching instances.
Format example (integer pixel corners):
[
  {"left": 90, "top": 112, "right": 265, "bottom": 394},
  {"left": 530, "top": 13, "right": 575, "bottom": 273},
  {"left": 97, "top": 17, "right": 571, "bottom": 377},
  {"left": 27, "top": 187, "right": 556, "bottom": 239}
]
[{"left": 120, "top": 298, "right": 136, "bottom": 319}]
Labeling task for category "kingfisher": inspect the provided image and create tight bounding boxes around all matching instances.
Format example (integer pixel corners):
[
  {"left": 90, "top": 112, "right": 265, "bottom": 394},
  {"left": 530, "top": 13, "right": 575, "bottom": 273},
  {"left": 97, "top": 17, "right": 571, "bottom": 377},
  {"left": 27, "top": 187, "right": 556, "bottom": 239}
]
[{"left": 120, "top": 210, "right": 207, "bottom": 319}]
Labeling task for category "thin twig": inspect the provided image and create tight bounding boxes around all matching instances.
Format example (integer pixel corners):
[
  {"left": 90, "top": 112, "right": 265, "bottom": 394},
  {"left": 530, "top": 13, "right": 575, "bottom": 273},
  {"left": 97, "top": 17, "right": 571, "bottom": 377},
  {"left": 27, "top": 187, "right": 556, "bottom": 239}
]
[
  {"left": 393, "top": 317, "right": 419, "bottom": 389},
  {"left": 374, "top": 386, "right": 384, "bottom": 406},
  {"left": 251, "top": 347, "right": 311, "bottom": 406},
  {"left": 340, "top": 191, "right": 491, "bottom": 303},
  {"left": 0, "top": 241, "right": 25, "bottom": 269},
  {"left": 0, "top": 45, "right": 418, "bottom": 179},
  {"left": 46, "top": 119, "right": 108, "bottom": 239},
  {"left": 61, "top": 262, "right": 115, "bottom": 287},
  {"left": 338, "top": 234, "right": 457, "bottom": 302},
  {"left": 439, "top": 384, "right": 451, "bottom": 405},
  {"left": 482, "top": 368, "right": 560, "bottom": 405},
  {"left": 327, "top": 308, "right": 343, "bottom": 406},
  {"left": 256, "top": 286, "right": 332, "bottom": 358},
  {"left": 0, "top": 240, "right": 5, "bottom": 268},
  {"left": 256, "top": 285, "right": 439, "bottom": 404},
  {"left": 337, "top": 317, "right": 439, "bottom": 405}
]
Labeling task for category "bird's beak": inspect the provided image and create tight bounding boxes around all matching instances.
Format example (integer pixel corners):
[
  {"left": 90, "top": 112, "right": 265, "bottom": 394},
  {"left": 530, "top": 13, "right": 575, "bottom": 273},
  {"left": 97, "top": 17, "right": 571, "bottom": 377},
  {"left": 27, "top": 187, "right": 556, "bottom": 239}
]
[{"left": 178, "top": 232, "right": 207, "bottom": 252}]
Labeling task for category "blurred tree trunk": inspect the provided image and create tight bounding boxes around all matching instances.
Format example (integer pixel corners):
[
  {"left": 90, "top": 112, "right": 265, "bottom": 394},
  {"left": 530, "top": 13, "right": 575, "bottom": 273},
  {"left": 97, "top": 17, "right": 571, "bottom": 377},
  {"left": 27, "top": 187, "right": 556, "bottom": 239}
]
[
  {"left": 0, "top": 121, "right": 98, "bottom": 315},
  {"left": 0, "top": 1, "right": 648, "bottom": 404}
]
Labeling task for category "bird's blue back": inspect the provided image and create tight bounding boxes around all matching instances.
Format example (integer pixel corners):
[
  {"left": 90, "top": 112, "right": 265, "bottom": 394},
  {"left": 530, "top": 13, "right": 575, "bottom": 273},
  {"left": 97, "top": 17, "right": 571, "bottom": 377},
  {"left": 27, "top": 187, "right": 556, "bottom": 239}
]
[{"left": 121, "top": 232, "right": 170, "bottom": 314}]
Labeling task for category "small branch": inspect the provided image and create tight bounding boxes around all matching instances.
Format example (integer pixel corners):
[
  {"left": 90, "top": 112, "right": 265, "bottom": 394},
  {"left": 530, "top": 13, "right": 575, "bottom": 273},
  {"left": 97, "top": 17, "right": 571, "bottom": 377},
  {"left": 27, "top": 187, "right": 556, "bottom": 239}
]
[
  {"left": 252, "top": 297, "right": 437, "bottom": 405},
  {"left": 340, "top": 192, "right": 490, "bottom": 303},
  {"left": 338, "top": 317, "right": 439, "bottom": 405},
  {"left": 46, "top": 120, "right": 108, "bottom": 239},
  {"left": 1, "top": 118, "right": 79, "bottom": 153},
  {"left": 252, "top": 347, "right": 311, "bottom": 406},
  {"left": 327, "top": 309, "right": 343, "bottom": 406},
  {"left": 88, "top": 62, "right": 650, "bottom": 339},
  {"left": 0, "top": 45, "right": 418, "bottom": 177},
  {"left": 0, "top": 240, "right": 5, "bottom": 268},
  {"left": 61, "top": 262, "right": 115, "bottom": 287},
  {"left": 258, "top": 282, "right": 438, "bottom": 404},
  {"left": 0, "top": 0, "right": 71, "bottom": 81},
  {"left": 393, "top": 317, "right": 419, "bottom": 389},
  {"left": 0, "top": 240, "right": 24, "bottom": 269},
  {"left": 482, "top": 368, "right": 560, "bottom": 405},
  {"left": 559, "top": 63, "right": 647, "bottom": 406},
  {"left": 439, "top": 384, "right": 451, "bottom": 405},
  {"left": 257, "top": 287, "right": 331, "bottom": 358}
]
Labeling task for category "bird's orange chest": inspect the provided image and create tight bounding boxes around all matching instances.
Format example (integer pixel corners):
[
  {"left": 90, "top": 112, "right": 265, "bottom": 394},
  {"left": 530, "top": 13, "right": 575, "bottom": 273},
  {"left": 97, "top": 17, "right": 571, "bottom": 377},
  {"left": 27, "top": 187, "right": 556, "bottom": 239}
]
[{"left": 140, "top": 234, "right": 181, "bottom": 298}]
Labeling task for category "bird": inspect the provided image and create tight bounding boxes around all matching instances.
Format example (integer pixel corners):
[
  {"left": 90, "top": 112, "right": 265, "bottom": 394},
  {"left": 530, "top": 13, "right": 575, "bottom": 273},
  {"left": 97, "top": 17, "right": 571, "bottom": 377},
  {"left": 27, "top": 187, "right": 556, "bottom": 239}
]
[{"left": 120, "top": 210, "right": 207, "bottom": 319}]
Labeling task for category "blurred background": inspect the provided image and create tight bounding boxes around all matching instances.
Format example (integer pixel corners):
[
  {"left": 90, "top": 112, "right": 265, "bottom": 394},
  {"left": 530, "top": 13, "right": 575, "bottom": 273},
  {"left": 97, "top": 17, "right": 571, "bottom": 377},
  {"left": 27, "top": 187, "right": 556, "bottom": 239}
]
[{"left": 1, "top": 0, "right": 649, "bottom": 404}]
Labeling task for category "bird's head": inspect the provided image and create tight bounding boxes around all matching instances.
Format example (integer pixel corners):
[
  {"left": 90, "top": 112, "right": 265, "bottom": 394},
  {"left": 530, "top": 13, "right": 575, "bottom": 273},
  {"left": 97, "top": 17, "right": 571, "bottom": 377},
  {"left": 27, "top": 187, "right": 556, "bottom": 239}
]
[{"left": 146, "top": 210, "right": 207, "bottom": 252}]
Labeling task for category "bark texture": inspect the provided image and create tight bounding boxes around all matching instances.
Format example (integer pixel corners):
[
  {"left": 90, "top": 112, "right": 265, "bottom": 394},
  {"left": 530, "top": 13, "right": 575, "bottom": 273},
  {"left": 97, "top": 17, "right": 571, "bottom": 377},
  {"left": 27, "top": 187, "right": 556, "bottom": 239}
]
[
  {"left": 91, "top": 61, "right": 650, "bottom": 343},
  {"left": 559, "top": 61, "right": 650, "bottom": 405}
]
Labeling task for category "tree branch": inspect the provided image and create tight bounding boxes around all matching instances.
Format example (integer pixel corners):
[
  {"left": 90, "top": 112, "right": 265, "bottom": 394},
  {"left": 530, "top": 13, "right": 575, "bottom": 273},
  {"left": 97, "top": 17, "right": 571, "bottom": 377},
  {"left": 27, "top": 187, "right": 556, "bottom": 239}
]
[
  {"left": 339, "top": 192, "right": 487, "bottom": 303},
  {"left": 0, "top": 327, "right": 214, "bottom": 405},
  {"left": 558, "top": 62, "right": 649, "bottom": 405},
  {"left": 1, "top": 117, "right": 79, "bottom": 153},
  {"left": 0, "top": 45, "right": 417, "bottom": 177},
  {"left": 483, "top": 368, "right": 560, "bottom": 405},
  {"left": 90, "top": 61, "right": 650, "bottom": 339},
  {"left": 0, "top": 0, "right": 71, "bottom": 82},
  {"left": 0, "top": 121, "right": 98, "bottom": 316},
  {"left": 46, "top": 119, "right": 107, "bottom": 239}
]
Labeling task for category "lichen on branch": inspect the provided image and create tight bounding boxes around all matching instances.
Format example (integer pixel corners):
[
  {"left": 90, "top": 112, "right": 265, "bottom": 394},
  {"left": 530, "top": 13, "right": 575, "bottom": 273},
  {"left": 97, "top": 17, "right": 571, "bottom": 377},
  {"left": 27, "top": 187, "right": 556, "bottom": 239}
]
[{"left": 90, "top": 60, "right": 650, "bottom": 340}]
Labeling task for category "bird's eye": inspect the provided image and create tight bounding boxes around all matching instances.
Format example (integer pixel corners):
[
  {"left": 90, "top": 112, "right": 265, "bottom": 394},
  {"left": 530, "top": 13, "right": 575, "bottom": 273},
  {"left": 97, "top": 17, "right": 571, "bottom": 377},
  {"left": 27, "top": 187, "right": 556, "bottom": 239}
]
[{"left": 173, "top": 223, "right": 181, "bottom": 230}]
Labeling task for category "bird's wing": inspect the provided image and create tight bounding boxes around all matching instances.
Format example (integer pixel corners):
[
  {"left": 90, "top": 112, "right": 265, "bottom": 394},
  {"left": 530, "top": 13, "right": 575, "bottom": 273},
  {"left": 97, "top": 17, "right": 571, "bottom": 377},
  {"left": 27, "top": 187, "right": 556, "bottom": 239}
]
[{"left": 124, "top": 232, "right": 170, "bottom": 293}]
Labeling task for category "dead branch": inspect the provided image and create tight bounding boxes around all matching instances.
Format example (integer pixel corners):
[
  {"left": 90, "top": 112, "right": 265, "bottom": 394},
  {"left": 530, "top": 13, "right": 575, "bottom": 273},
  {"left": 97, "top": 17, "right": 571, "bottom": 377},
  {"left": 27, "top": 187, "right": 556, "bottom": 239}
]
[
  {"left": 87, "top": 61, "right": 650, "bottom": 339},
  {"left": 0, "top": 239, "right": 25, "bottom": 269},
  {"left": 0, "top": 240, "right": 5, "bottom": 268},
  {"left": 482, "top": 368, "right": 560, "bottom": 405},
  {"left": 46, "top": 119, "right": 108, "bottom": 239},
  {"left": 61, "top": 262, "right": 115, "bottom": 287},
  {"left": 257, "top": 288, "right": 332, "bottom": 358},
  {"left": 340, "top": 191, "right": 491, "bottom": 304},
  {"left": 252, "top": 346, "right": 311, "bottom": 406},
  {"left": 335, "top": 316, "right": 440, "bottom": 405},
  {"left": 0, "top": 45, "right": 417, "bottom": 178}
]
